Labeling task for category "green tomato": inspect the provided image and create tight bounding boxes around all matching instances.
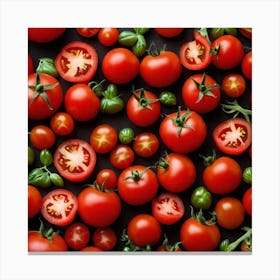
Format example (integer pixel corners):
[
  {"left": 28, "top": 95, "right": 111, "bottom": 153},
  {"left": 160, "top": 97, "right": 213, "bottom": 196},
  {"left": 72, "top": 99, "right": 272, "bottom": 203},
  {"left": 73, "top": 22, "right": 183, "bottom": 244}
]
[
  {"left": 39, "top": 149, "right": 53, "bottom": 166},
  {"left": 28, "top": 146, "right": 35, "bottom": 165},
  {"left": 159, "top": 91, "right": 177, "bottom": 106},
  {"left": 243, "top": 167, "right": 252, "bottom": 184},
  {"left": 36, "top": 57, "right": 58, "bottom": 77},
  {"left": 191, "top": 186, "right": 212, "bottom": 210},
  {"left": 118, "top": 31, "right": 138, "bottom": 47},
  {"left": 119, "top": 128, "right": 135, "bottom": 144}
]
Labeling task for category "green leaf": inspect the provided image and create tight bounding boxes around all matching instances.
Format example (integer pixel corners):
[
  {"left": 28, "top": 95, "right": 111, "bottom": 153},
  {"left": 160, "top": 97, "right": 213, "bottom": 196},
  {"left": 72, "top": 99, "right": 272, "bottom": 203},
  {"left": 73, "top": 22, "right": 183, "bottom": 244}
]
[
  {"left": 118, "top": 31, "right": 138, "bottom": 47},
  {"left": 134, "top": 28, "right": 150, "bottom": 35},
  {"left": 39, "top": 149, "right": 53, "bottom": 166},
  {"left": 132, "top": 35, "right": 147, "bottom": 57},
  {"left": 50, "top": 173, "right": 64, "bottom": 187},
  {"left": 36, "top": 57, "right": 58, "bottom": 77}
]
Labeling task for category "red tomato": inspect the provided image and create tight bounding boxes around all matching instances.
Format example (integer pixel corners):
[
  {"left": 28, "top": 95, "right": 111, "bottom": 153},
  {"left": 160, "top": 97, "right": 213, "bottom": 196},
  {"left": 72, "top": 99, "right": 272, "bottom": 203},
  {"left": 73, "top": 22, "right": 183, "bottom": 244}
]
[
  {"left": 98, "top": 28, "right": 119, "bottom": 46},
  {"left": 182, "top": 73, "right": 220, "bottom": 113},
  {"left": 203, "top": 156, "right": 242, "bottom": 194},
  {"left": 28, "top": 53, "right": 34, "bottom": 74},
  {"left": 242, "top": 187, "right": 252, "bottom": 216},
  {"left": 41, "top": 189, "right": 78, "bottom": 227},
  {"left": 152, "top": 193, "right": 185, "bottom": 225},
  {"left": 90, "top": 124, "right": 118, "bottom": 154},
  {"left": 64, "top": 83, "right": 100, "bottom": 121},
  {"left": 102, "top": 48, "right": 140, "bottom": 84},
  {"left": 241, "top": 242, "right": 252, "bottom": 252},
  {"left": 64, "top": 223, "right": 90, "bottom": 250},
  {"left": 54, "top": 139, "right": 96, "bottom": 182},
  {"left": 28, "top": 28, "right": 65, "bottom": 43},
  {"left": 28, "top": 73, "right": 63, "bottom": 120},
  {"left": 159, "top": 109, "right": 207, "bottom": 153},
  {"left": 93, "top": 227, "right": 117, "bottom": 251},
  {"left": 76, "top": 28, "right": 100, "bottom": 37},
  {"left": 180, "top": 30, "right": 211, "bottom": 70},
  {"left": 180, "top": 217, "right": 221, "bottom": 251},
  {"left": 140, "top": 50, "right": 182, "bottom": 88},
  {"left": 239, "top": 28, "right": 252, "bottom": 39},
  {"left": 55, "top": 41, "right": 98, "bottom": 83},
  {"left": 28, "top": 185, "right": 43, "bottom": 219},
  {"left": 77, "top": 186, "right": 122, "bottom": 227},
  {"left": 96, "top": 169, "right": 118, "bottom": 190},
  {"left": 80, "top": 246, "right": 102, "bottom": 251},
  {"left": 133, "top": 132, "right": 159, "bottom": 158},
  {"left": 126, "top": 89, "right": 161, "bottom": 127},
  {"left": 211, "top": 35, "right": 244, "bottom": 70},
  {"left": 213, "top": 118, "right": 252, "bottom": 155},
  {"left": 109, "top": 145, "right": 135, "bottom": 170},
  {"left": 127, "top": 214, "right": 162, "bottom": 247},
  {"left": 215, "top": 197, "right": 245, "bottom": 230},
  {"left": 117, "top": 165, "right": 159, "bottom": 206},
  {"left": 222, "top": 73, "right": 246, "bottom": 98},
  {"left": 50, "top": 112, "right": 74, "bottom": 136},
  {"left": 157, "top": 153, "right": 196, "bottom": 193},
  {"left": 241, "top": 51, "right": 252, "bottom": 80},
  {"left": 29, "top": 125, "right": 56, "bottom": 150},
  {"left": 155, "top": 28, "right": 184, "bottom": 38}
]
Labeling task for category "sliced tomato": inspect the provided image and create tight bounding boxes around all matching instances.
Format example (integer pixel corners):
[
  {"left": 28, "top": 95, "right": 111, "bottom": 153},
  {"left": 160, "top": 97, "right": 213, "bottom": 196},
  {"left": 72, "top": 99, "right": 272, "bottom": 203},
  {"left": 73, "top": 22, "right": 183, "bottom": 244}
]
[
  {"left": 55, "top": 41, "right": 98, "bottom": 83},
  {"left": 41, "top": 189, "right": 78, "bottom": 227},
  {"left": 213, "top": 118, "right": 252, "bottom": 155},
  {"left": 54, "top": 139, "right": 96, "bottom": 182}
]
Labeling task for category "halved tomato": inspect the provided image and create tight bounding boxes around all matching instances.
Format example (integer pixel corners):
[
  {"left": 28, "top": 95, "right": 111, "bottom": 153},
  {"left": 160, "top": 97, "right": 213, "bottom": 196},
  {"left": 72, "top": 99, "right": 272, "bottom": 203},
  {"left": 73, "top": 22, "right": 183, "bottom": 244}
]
[
  {"left": 54, "top": 139, "right": 96, "bottom": 182},
  {"left": 55, "top": 41, "right": 98, "bottom": 83}
]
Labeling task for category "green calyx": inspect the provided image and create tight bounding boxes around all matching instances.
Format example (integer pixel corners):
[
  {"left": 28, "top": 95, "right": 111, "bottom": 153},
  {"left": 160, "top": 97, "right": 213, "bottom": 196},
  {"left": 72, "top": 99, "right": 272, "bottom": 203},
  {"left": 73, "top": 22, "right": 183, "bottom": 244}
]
[
  {"left": 199, "top": 149, "right": 217, "bottom": 167},
  {"left": 121, "top": 230, "right": 152, "bottom": 252},
  {"left": 190, "top": 205, "right": 217, "bottom": 226},
  {"left": 133, "top": 88, "right": 158, "bottom": 110}
]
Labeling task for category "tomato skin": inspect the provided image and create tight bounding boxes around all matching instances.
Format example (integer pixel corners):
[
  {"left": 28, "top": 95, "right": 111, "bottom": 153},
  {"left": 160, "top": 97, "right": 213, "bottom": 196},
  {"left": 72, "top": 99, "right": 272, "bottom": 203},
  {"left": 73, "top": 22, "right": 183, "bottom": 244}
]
[
  {"left": 222, "top": 73, "right": 246, "bottom": 98},
  {"left": 203, "top": 156, "right": 242, "bottom": 194},
  {"left": 242, "top": 187, "right": 252, "bottom": 216},
  {"left": 241, "top": 51, "right": 252, "bottom": 80},
  {"left": 50, "top": 112, "right": 74, "bottom": 136},
  {"left": 28, "top": 54, "right": 34, "bottom": 74},
  {"left": 64, "top": 83, "right": 100, "bottom": 121},
  {"left": 76, "top": 28, "right": 100, "bottom": 37},
  {"left": 109, "top": 144, "right": 135, "bottom": 170},
  {"left": 96, "top": 169, "right": 118, "bottom": 190},
  {"left": 102, "top": 48, "right": 140, "bottom": 84},
  {"left": 80, "top": 246, "right": 102, "bottom": 251},
  {"left": 127, "top": 214, "right": 162, "bottom": 247},
  {"left": 93, "top": 227, "right": 117, "bottom": 251},
  {"left": 29, "top": 125, "right": 56, "bottom": 150},
  {"left": 140, "top": 51, "right": 182, "bottom": 88},
  {"left": 28, "top": 185, "right": 43, "bottom": 219},
  {"left": 64, "top": 223, "right": 90, "bottom": 250},
  {"left": 239, "top": 28, "right": 252, "bottom": 39},
  {"left": 133, "top": 132, "right": 159, "bottom": 158},
  {"left": 154, "top": 28, "right": 184, "bottom": 38},
  {"left": 28, "top": 28, "right": 65, "bottom": 43},
  {"left": 98, "top": 28, "right": 119, "bottom": 46}
]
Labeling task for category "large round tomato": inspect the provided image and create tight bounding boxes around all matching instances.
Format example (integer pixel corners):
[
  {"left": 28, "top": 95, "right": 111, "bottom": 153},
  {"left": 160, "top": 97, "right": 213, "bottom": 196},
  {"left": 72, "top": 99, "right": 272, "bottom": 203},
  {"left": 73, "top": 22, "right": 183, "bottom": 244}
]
[
  {"left": 117, "top": 165, "right": 159, "bottom": 206},
  {"left": 213, "top": 118, "right": 252, "bottom": 155},
  {"left": 157, "top": 153, "right": 196, "bottom": 193},
  {"left": 102, "top": 48, "right": 140, "bottom": 84},
  {"left": 77, "top": 186, "right": 122, "bottom": 227},
  {"left": 28, "top": 185, "right": 43, "bottom": 219},
  {"left": 241, "top": 51, "right": 252, "bottom": 80},
  {"left": 154, "top": 28, "right": 184, "bottom": 38},
  {"left": 64, "top": 83, "right": 100, "bottom": 121},
  {"left": 55, "top": 41, "right": 98, "bottom": 83},
  {"left": 28, "top": 73, "right": 63, "bottom": 120},
  {"left": 28, "top": 28, "right": 65, "bottom": 43},
  {"left": 140, "top": 50, "right": 182, "bottom": 88},
  {"left": 41, "top": 189, "right": 78, "bottom": 227},
  {"left": 159, "top": 109, "right": 207, "bottom": 153},
  {"left": 54, "top": 139, "right": 96, "bottom": 182}
]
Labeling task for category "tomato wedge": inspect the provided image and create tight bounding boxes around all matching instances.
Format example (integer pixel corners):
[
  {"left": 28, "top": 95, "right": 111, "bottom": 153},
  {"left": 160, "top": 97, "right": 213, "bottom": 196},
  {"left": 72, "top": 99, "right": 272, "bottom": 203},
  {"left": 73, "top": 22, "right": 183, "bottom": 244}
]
[
  {"left": 55, "top": 41, "right": 98, "bottom": 83},
  {"left": 54, "top": 139, "right": 96, "bottom": 182}
]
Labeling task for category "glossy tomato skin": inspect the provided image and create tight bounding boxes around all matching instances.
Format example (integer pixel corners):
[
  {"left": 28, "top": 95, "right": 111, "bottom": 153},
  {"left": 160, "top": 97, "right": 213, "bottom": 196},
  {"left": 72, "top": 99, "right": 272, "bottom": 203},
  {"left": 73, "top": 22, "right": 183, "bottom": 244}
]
[
  {"left": 96, "top": 169, "right": 118, "bottom": 190},
  {"left": 154, "top": 28, "right": 184, "bottom": 38},
  {"left": 50, "top": 112, "right": 75, "bottom": 136},
  {"left": 93, "top": 227, "right": 117, "bottom": 251},
  {"left": 76, "top": 28, "right": 100, "bottom": 37},
  {"left": 28, "top": 185, "right": 43, "bottom": 219},
  {"left": 241, "top": 51, "right": 252, "bottom": 80},
  {"left": 222, "top": 73, "right": 246, "bottom": 98},
  {"left": 102, "top": 48, "right": 140, "bottom": 84},
  {"left": 28, "top": 28, "right": 65, "bottom": 43},
  {"left": 98, "top": 28, "right": 119, "bottom": 46},
  {"left": 242, "top": 187, "right": 252, "bottom": 216},
  {"left": 29, "top": 125, "right": 56, "bottom": 150},
  {"left": 133, "top": 132, "right": 159, "bottom": 158},
  {"left": 64, "top": 223, "right": 90, "bottom": 250},
  {"left": 80, "top": 246, "right": 102, "bottom": 251},
  {"left": 28, "top": 54, "right": 34, "bottom": 74},
  {"left": 109, "top": 144, "right": 135, "bottom": 169}
]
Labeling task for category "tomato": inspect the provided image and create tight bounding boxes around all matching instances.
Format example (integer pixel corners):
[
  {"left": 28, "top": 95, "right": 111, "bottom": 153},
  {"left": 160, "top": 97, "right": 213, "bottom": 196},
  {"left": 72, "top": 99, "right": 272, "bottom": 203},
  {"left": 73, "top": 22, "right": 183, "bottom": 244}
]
[
  {"left": 241, "top": 51, "right": 252, "bottom": 80},
  {"left": 90, "top": 124, "right": 118, "bottom": 154},
  {"left": 242, "top": 187, "right": 252, "bottom": 216},
  {"left": 127, "top": 214, "right": 162, "bottom": 247},
  {"left": 239, "top": 28, "right": 252, "bottom": 39},
  {"left": 96, "top": 169, "right": 118, "bottom": 190},
  {"left": 157, "top": 153, "right": 196, "bottom": 193},
  {"left": 126, "top": 89, "right": 161, "bottom": 127},
  {"left": 133, "top": 132, "right": 159, "bottom": 158},
  {"left": 190, "top": 186, "right": 212, "bottom": 210},
  {"left": 28, "top": 53, "right": 34, "bottom": 74},
  {"left": 28, "top": 73, "right": 63, "bottom": 120},
  {"left": 28, "top": 28, "right": 65, "bottom": 43},
  {"left": 182, "top": 73, "right": 220, "bottom": 113},
  {"left": 41, "top": 189, "right": 78, "bottom": 227},
  {"left": 93, "top": 227, "right": 117, "bottom": 251},
  {"left": 64, "top": 223, "right": 90, "bottom": 250},
  {"left": 76, "top": 28, "right": 100, "bottom": 37},
  {"left": 55, "top": 41, "right": 98, "bottom": 83},
  {"left": 98, "top": 28, "right": 119, "bottom": 46},
  {"left": 77, "top": 185, "right": 122, "bottom": 227},
  {"left": 154, "top": 28, "right": 184, "bottom": 38},
  {"left": 28, "top": 185, "right": 43, "bottom": 219},
  {"left": 203, "top": 156, "right": 242, "bottom": 194},
  {"left": 215, "top": 197, "right": 245, "bottom": 230},
  {"left": 159, "top": 108, "right": 207, "bottom": 153},
  {"left": 117, "top": 165, "right": 159, "bottom": 206},
  {"left": 211, "top": 35, "right": 244, "bottom": 70},
  {"left": 157, "top": 236, "right": 182, "bottom": 252},
  {"left": 50, "top": 112, "right": 74, "bottom": 136},
  {"left": 180, "top": 30, "right": 211, "bottom": 70},
  {"left": 109, "top": 145, "right": 135, "bottom": 170},
  {"left": 213, "top": 118, "right": 252, "bottom": 155},
  {"left": 222, "top": 73, "right": 246, "bottom": 98},
  {"left": 54, "top": 139, "right": 96, "bottom": 182},
  {"left": 102, "top": 48, "right": 140, "bottom": 84},
  {"left": 29, "top": 125, "right": 56, "bottom": 150},
  {"left": 140, "top": 50, "right": 182, "bottom": 88},
  {"left": 152, "top": 193, "right": 185, "bottom": 225},
  {"left": 241, "top": 242, "right": 252, "bottom": 252},
  {"left": 64, "top": 83, "right": 100, "bottom": 121},
  {"left": 80, "top": 246, "right": 102, "bottom": 251}
]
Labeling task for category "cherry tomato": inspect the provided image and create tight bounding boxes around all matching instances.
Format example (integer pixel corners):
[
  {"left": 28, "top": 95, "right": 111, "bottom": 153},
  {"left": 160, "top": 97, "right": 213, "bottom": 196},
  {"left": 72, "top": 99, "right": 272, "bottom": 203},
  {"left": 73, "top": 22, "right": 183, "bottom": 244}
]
[
  {"left": 222, "top": 73, "right": 246, "bottom": 98},
  {"left": 28, "top": 53, "right": 34, "bottom": 74},
  {"left": 109, "top": 145, "right": 135, "bottom": 170},
  {"left": 55, "top": 41, "right": 98, "bottom": 83},
  {"left": 80, "top": 246, "right": 102, "bottom": 252},
  {"left": 98, "top": 28, "right": 119, "bottom": 46},
  {"left": 76, "top": 28, "right": 100, "bottom": 37},
  {"left": 64, "top": 223, "right": 90, "bottom": 250},
  {"left": 93, "top": 227, "right": 117, "bottom": 251},
  {"left": 242, "top": 187, "right": 252, "bottom": 216},
  {"left": 29, "top": 125, "right": 56, "bottom": 150},
  {"left": 154, "top": 28, "right": 184, "bottom": 38},
  {"left": 28, "top": 28, "right": 65, "bottom": 43},
  {"left": 239, "top": 28, "right": 252, "bottom": 39},
  {"left": 50, "top": 112, "right": 74, "bottom": 136},
  {"left": 241, "top": 51, "right": 252, "bottom": 80},
  {"left": 241, "top": 242, "right": 252, "bottom": 252},
  {"left": 54, "top": 139, "right": 96, "bottom": 182},
  {"left": 28, "top": 185, "right": 43, "bottom": 219},
  {"left": 96, "top": 169, "right": 118, "bottom": 190},
  {"left": 133, "top": 132, "right": 159, "bottom": 158}
]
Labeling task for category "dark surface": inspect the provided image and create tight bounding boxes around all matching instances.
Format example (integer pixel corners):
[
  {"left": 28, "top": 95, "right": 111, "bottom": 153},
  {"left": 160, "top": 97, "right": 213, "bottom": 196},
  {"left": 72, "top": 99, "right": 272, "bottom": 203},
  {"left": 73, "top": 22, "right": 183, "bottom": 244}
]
[{"left": 28, "top": 28, "right": 252, "bottom": 251}]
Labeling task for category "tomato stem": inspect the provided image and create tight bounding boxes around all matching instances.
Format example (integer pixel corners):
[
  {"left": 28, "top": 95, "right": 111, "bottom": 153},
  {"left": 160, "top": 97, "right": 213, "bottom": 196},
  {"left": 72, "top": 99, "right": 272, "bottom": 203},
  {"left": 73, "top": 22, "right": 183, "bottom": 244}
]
[{"left": 199, "top": 149, "right": 217, "bottom": 166}]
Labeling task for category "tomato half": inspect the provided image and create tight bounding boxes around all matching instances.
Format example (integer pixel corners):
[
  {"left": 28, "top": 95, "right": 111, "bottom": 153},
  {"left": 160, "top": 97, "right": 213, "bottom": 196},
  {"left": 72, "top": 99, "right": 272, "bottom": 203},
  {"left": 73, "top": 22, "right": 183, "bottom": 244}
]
[
  {"left": 28, "top": 185, "right": 43, "bottom": 219},
  {"left": 55, "top": 41, "right": 98, "bottom": 83},
  {"left": 64, "top": 223, "right": 90, "bottom": 250},
  {"left": 28, "top": 28, "right": 65, "bottom": 43},
  {"left": 41, "top": 189, "right": 78, "bottom": 227},
  {"left": 54, "top": 139, "right": 96, "bottom": 182}
]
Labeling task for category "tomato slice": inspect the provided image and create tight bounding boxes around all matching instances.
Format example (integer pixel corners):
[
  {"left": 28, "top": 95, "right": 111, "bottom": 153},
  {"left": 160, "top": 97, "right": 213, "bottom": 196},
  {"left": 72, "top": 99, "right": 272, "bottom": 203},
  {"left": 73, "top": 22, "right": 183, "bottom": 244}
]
[
  {"left": 213, "top": 118, "right": 252, "bottom": 155},
  {"left": 180, "top": 30, "right": 211, "bottom": 70},
  {"left": 54, "top": 139, "right": 96, "bottom": 182},
  {"left": 55, "top": 41, "right": 98, "bottom": 83},
  {"left": 41, "top": 189, "right": 78, "bottom": 226}
]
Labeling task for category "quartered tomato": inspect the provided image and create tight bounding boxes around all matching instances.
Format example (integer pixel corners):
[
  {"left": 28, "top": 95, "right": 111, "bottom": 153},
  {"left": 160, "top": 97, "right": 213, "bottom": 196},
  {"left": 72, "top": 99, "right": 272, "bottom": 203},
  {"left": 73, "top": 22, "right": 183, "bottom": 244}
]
[{"left": 54, "top": 139, "right": 96, "bottom": 182}]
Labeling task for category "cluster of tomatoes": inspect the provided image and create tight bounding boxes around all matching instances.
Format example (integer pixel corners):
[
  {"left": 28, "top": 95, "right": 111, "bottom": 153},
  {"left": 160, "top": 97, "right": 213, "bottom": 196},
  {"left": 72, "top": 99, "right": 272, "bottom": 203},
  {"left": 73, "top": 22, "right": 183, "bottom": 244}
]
[{"left": 28, "top": 27, "right": 252, "bottom": 252}]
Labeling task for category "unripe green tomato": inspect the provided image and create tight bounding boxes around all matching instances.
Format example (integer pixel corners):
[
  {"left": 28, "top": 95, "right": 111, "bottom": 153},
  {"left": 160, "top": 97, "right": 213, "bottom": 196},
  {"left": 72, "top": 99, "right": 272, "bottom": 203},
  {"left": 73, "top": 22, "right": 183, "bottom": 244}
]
[
  {"left": 191, "top": 186, "right": 212, "bottom": 210},
  {"left": 39, "top": 149, "right": 53, "bottom": 166},
  {"left": 243, "top": 167, "right": 252, "bottom": 184},
  {"left": 28, "top": 146, "right": 35, "bottom": 165},
  {"left": 119, "top": 128, "right": 135, "bottom": 144}
]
